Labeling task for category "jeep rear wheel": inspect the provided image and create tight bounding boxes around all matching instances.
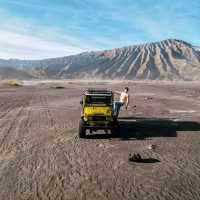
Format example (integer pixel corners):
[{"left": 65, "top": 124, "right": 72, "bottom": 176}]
[
  {"left": 111, "top": 121, "right": 119, "bottom": 135},
  {"left": 111, "top": 126, "right": 119, "bottom": 135}
]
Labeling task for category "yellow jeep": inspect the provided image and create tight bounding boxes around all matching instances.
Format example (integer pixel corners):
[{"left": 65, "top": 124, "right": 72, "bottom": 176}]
[{"left": 79, "top": 89, "right": 119, "bottom": 138}]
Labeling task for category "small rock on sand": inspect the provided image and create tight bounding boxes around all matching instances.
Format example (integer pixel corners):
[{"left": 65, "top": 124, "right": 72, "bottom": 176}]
[{"left": 148, "top": 144, "right": 157, "bottom": 150}]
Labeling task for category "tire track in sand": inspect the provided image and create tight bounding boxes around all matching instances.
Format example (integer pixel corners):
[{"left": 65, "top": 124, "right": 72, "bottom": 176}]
[{"left": 0, "top": 94, "right": 33, "bottom": 154}]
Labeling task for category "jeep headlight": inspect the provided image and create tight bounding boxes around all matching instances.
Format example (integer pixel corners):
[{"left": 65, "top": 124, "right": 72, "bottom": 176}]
[{"left": 83, "top": 115, "right": 88, "bottom": 121}]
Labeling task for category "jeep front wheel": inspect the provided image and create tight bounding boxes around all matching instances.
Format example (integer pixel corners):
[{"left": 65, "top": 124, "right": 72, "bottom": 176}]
[{"left": 79, "top": 119, "right": 86, "bottom": 138}]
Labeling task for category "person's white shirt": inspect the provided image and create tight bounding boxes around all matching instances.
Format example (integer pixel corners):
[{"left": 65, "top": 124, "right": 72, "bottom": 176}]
[{"left": 120, "top": 92, "right": 128, "bottom": 103}]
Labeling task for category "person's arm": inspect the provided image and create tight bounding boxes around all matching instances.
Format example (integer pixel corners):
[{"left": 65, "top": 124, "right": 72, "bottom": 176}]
[
  {"left": 114, "top": 91, "right": 121, "bottom": 95},
  {"left": 125, "top": 94, "right": 129, "bottom": 110}
]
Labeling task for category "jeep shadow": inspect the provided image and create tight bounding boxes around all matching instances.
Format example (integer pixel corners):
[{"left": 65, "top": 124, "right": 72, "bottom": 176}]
[{"left": 85, "top": 117, "right": 200, "bottom": 140}]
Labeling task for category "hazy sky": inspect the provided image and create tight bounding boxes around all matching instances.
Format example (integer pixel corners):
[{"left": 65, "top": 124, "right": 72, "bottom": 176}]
[{"left": 0, "top": 0, "right": 199, "bottom": 59}]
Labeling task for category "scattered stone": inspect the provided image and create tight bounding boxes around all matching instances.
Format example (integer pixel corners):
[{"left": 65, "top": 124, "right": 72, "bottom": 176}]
[
  {"left": 148, "top": 144, "right": 157, "bottom": 150},
  {"left": 129, "top": 153, "right": 142, "bottom": 162},
  {"left": 145, "top": 97, "right": 153, "bottom": 100},
  {"left": 98, "top": 143, "right": 104, "bottom": 148}
]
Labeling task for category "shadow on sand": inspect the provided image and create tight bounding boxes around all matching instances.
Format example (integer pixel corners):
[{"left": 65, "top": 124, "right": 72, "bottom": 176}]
[
  {"left": 129, "top": 158, "right": 160, "bottom": 163},
  {"left": 85, "top": 117, "right": 200, "bottom": 140}
]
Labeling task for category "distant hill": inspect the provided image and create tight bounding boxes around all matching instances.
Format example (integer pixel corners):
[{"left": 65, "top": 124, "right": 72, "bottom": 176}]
[
  {"left": 0, "top": 39, "right": 200, "bottom": 80},
  {"left": 0, "top": 67, "right": 35, "bottom": 80}
]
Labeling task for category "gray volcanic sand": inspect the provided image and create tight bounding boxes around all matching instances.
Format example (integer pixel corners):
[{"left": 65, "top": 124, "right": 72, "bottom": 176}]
[{"left": 0, "top": 81, "right": 200, "bottom": 200}]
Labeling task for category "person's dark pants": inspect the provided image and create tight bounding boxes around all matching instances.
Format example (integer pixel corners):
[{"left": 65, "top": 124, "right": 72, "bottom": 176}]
[{"left": 113, "top": 101, "right": 124, "bottom": 118}]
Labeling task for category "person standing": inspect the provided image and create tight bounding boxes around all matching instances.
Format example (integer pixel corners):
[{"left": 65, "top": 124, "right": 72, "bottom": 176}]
[{"left": 113, "top": 87, "right": 129, "bottom": 118}]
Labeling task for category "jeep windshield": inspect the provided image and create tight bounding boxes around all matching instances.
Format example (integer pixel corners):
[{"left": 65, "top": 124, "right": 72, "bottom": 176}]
[{"left": 85, "top": 95, "right": 112, "bottom": 106}]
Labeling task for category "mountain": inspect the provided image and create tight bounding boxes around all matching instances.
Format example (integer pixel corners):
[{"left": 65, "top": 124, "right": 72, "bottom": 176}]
[
  {"left": 0, "top": 66, "right": 35, "bottom": 80},
  {"left": 0, "top": 39, "right": 200, "bottom": 80}
]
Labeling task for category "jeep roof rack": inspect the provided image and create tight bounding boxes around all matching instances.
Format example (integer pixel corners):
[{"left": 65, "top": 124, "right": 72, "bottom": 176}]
[{"left": 85, "top": 89, "right": 112, "bottom": 96}]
